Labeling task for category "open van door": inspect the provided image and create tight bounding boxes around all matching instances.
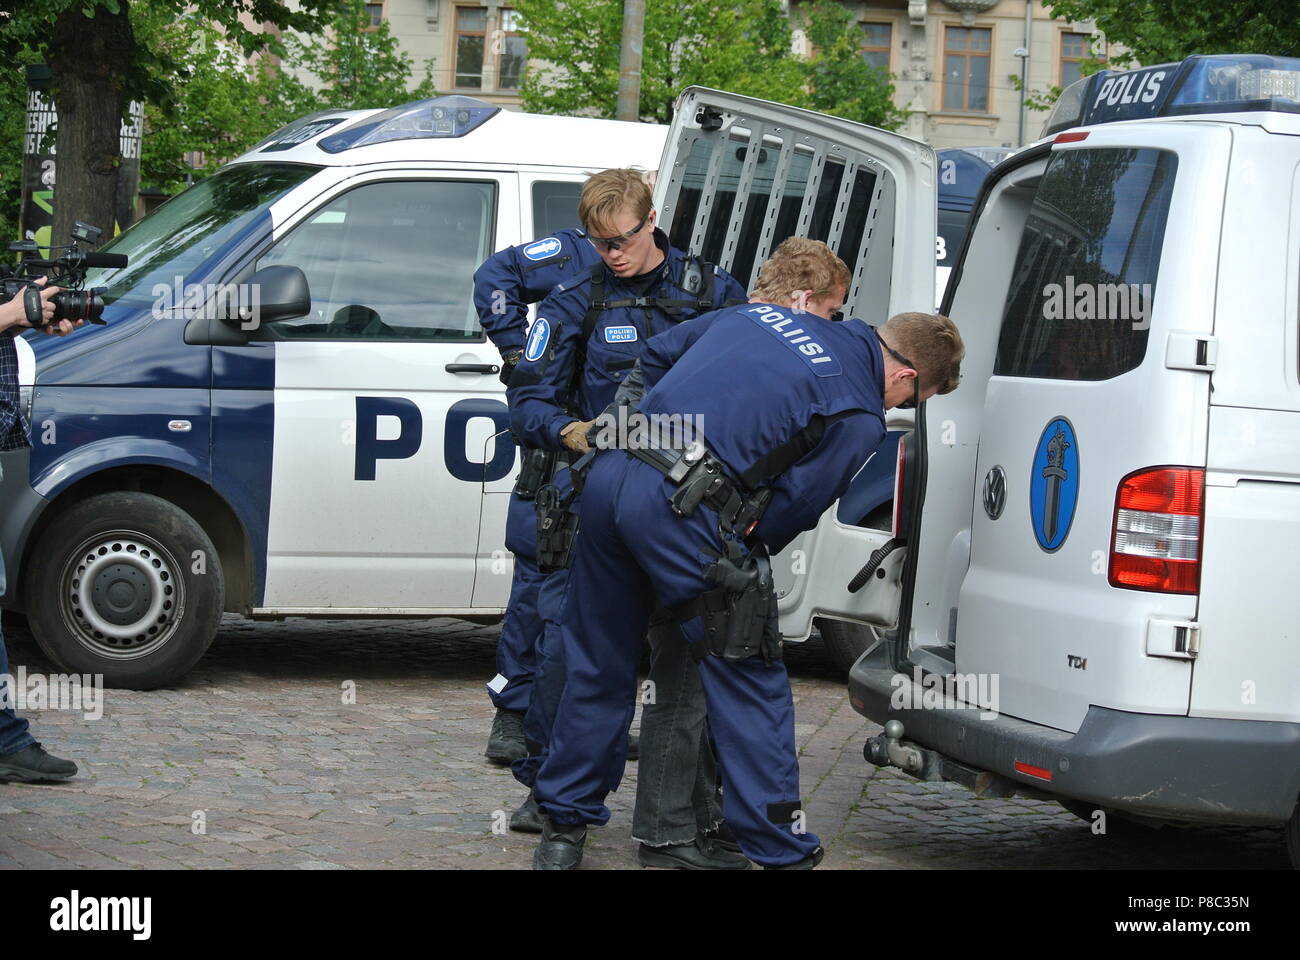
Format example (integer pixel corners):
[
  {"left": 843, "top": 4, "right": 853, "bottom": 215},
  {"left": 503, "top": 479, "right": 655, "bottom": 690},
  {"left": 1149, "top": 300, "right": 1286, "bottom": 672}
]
[{"left": 652, "top": 87, "right": 937, "bottom": 642}]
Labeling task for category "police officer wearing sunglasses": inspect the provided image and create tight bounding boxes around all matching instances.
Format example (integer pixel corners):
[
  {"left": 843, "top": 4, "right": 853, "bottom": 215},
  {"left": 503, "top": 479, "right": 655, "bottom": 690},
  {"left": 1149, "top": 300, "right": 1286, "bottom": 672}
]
[{"left": 507, "top": 169, "right": 749, "bottom": 868}]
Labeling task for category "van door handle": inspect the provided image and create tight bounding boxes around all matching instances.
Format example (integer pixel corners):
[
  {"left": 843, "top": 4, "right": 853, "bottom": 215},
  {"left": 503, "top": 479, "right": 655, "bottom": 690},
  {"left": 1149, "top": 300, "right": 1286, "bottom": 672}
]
[{"left": 445, "top": 363, "right": 500, "bottom": 375}]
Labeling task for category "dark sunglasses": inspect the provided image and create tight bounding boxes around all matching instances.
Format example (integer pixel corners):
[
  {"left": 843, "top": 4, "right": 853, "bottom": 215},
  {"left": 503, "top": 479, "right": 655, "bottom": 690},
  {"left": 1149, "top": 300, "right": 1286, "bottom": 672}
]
[
  {"left": 877, "top": 333, "right": 922, "bottom": 409},
  {"left": 581, "top": 211, "right": 651, "bottom": 252}
]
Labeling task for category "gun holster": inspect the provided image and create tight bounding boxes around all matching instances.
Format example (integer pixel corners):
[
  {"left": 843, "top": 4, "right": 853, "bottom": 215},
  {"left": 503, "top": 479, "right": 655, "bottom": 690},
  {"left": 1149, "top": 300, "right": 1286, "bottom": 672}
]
[
  {"left": 535, "top": 482, "right": 579, "bottom": 572},
  {"left": 514, "top": 446, "right": 558, "bottom": 499},
  {"left": 687, "top": 552, "right": 782, "bottom": 663}
]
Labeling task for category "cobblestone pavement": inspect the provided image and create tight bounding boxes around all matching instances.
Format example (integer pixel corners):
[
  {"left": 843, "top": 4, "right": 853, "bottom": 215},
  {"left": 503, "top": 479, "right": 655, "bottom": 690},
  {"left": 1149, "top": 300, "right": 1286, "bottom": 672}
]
[{"left": 0, "top": 613, "right": 1287, "bottom": 870}]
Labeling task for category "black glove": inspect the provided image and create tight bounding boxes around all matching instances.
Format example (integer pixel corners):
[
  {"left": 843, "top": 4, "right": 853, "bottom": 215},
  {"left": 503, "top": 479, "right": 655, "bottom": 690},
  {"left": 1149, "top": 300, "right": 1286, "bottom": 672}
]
[{"left": 499, "top": 349, "right": 524, "bottom": 385}]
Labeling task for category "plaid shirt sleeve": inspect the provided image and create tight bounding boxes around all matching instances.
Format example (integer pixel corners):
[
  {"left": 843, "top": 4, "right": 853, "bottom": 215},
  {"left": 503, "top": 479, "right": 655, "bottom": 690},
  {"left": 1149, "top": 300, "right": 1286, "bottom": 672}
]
[{"left": 0, "top": 332, "right": 31, "bottom": 451}]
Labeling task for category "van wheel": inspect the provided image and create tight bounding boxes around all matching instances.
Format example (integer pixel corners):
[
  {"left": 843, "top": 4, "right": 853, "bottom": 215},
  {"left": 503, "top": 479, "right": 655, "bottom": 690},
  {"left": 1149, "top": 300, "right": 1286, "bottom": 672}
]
[
  {"left": 818, "top": 619, "right": 882, "bottom": 675},
  {"left": 1286, "top": 802, "right": 1299, "bottom": 869},
  {"left": 24, "top": 493, "right": 224, "bottom": 690}
]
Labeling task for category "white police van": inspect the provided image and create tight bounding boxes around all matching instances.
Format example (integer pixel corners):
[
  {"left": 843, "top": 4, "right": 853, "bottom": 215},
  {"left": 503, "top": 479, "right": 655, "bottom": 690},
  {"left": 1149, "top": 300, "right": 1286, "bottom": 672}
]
[
  {"left": 673, "top": 55, "right": 1300, "bottom": 864},
  {"left": 1, "top": 92, "right": 906, "bottom": 688}
]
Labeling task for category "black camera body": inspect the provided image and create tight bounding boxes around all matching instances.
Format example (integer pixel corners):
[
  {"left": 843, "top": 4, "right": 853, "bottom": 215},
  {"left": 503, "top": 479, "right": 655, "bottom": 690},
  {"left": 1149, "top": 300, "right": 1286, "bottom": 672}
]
[{"left": 2, "top": 222, "right": 127, "bottom": 328}]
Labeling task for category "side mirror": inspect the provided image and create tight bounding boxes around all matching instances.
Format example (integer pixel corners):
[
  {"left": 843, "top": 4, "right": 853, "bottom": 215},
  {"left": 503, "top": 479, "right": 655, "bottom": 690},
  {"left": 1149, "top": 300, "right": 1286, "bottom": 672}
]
[{"left": 242, "top": 265, "right": 311, "bottom": 326}]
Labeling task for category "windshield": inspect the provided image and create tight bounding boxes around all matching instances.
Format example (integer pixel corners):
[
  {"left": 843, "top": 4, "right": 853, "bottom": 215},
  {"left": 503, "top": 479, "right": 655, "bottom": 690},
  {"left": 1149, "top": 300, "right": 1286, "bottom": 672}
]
[{"left": 84, "top": 163, "right": 321, "bottom": 304}]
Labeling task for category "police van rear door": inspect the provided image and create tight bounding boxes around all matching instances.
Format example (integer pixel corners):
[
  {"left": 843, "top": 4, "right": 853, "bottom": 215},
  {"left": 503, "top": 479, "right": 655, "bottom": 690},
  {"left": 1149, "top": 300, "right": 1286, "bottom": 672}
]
[{"left": 654, "top": 87, "right": 936, "bottom": 639}]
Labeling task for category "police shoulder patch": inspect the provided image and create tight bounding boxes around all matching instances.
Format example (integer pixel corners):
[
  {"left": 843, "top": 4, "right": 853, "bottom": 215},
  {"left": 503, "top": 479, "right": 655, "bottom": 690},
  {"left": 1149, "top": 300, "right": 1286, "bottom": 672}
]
[
  {"left": 525, "top": 317, "right": 552, "bottom": 361},
  {"left": 523, "top": 237, "right": 564, "bottom": 262}
]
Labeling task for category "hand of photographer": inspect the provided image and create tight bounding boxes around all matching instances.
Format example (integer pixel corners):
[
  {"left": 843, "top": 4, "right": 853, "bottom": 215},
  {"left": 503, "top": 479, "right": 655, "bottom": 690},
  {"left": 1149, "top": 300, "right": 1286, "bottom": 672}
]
[{"left": 0, "top": 277, "right": 79, "bottom": 336}]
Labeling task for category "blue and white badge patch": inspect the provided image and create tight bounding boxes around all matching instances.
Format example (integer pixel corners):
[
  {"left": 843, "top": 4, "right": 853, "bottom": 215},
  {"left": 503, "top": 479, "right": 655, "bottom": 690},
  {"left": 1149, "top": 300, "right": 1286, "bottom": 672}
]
[
  {"left": 523, "top": 237, "right": 563, "bottom": 261},
  {"left": 604, "top": 325, "right": 638, "bottom": 344},
  {"left": 525, "top": 317, "right": 551, "bottom": 362}
]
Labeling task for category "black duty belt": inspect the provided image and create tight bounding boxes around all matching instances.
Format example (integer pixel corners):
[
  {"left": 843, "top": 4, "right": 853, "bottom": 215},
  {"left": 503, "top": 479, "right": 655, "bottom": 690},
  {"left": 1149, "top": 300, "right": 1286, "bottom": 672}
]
[{"left": 623, "top": 440, "right": 770, "bottom": 536}]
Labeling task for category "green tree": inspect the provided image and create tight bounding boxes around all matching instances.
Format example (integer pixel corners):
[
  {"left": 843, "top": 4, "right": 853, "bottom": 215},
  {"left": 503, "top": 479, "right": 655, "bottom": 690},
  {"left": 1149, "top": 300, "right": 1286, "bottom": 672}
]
[
  {"left": 136, "top": 1, "right": 436, "bottom": 195},
  {"left": 285, "top": 0, "right": 436, "bottom": 110},
  {"left": 0, "top": 0, "right": 340, "bottom": 247},
  {"left": 800, "top": 0, "right": 907, "bottom": 129},
  {"left": 1046, "top": 0, "right": 1300, "bottom": 68},
  {"left": 513, "top": 0, "right": 905, "bottom": 130}
]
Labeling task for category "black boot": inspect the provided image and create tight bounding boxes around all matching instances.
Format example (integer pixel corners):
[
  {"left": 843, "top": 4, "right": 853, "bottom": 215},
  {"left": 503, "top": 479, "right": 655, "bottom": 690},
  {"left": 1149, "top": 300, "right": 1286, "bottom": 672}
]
[
  {"left": 626, "top": 733, "right": 640, "bottom": 762},
  {"left": 0, "top": 744, "right": 77, "bottom": 783},
  {"left": 533, "top": 818, "right": 587, "bottom": 870},
  {"left": 509, "top": 790, "right": 544, "bottom": 833},
  {"left": 484, "top": 708, "right": 526, "bottom": 765},
  {"left": 763, "top": 845, "right": 825, "bottom": 870},
  {"left": 638, "top": 834, "right": 751, "bottom": 870}
]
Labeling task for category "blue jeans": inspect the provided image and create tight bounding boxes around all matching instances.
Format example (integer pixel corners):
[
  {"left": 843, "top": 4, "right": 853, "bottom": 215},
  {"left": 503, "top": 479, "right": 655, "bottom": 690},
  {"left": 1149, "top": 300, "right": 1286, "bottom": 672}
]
[{"left": 0, "top": 547, "right": 35, "bottom": 756}]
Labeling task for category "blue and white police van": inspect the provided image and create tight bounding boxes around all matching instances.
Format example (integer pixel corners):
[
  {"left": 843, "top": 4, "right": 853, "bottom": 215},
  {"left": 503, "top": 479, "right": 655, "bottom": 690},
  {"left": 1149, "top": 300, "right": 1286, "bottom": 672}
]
[
  {"left": 721, "top": 54, "right": 1297, "bottom": 864},
  {"left": 1, "top": 99, "right": 668, "bottom": 688}
]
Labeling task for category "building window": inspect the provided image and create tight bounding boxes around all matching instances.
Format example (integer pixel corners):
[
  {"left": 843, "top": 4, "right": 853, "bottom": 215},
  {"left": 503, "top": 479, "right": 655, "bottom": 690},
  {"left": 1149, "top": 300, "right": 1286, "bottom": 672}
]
[
  {"left": 860, "top": 22, "right": 892, "bottom": 73},
  {"left": 364, "top": 3, "right": 384, "bottom": 28},
  {"left": 1060, "top": 32, "right": 1104, "bottom": 88},
  {"left": 943, "top": 26, "right": 991, "bottom": 112},
  {"left": 455, "top": 6, "right": 487, "bottom": 88},
  {"left": 498, "top": 9, "right": 528, "bottom": 89}
]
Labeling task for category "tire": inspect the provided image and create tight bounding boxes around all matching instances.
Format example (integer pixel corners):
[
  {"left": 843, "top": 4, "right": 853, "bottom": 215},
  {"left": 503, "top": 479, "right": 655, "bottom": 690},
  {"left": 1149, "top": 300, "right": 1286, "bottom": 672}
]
[
  {"left": 818, "top": 618, "right": 883, "bottom": 676},
  {"left": 24, "top": 492, "right": 224, "bottom": 689},
  {"left": 1286, "top": 802, "right": 1299, "bottom": 870}
]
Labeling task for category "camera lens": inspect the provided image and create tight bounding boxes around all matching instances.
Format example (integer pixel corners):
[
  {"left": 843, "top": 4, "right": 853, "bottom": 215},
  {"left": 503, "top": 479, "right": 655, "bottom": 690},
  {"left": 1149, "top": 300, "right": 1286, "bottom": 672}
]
[{"left": 51, "top": 288, "right": 105, "bottom": 324}]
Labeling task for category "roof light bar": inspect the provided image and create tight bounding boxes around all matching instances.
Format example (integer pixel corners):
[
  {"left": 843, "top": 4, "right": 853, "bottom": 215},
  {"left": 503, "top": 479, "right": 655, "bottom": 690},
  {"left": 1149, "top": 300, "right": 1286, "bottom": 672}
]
[{"left": 318, "top": 96, "right": 500, "bottom": 153}]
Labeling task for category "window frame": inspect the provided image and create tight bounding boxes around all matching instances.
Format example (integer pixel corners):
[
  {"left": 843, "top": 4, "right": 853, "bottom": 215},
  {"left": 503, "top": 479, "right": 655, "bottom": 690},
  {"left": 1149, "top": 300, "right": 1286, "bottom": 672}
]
[
  {"left": 497, "top": 7, "right": 527, "bottom": 90},
  {"left": 859, "top": 20, "right": 893, "bottom": 74},
  {"left": 1059, "top": 30, "right": 1106, "bottom": 88},
  {"left": 362, "top": 1, "right": 384, "bottom": 31},
  {"left": 453, "top": 5, "right": 488, "bottom": 90},
  {"left": 247, "top": 175, "right": 500, "bottom": 345},
  {"left": 941, "top": 24, "right": 994, "bottom": 115}
]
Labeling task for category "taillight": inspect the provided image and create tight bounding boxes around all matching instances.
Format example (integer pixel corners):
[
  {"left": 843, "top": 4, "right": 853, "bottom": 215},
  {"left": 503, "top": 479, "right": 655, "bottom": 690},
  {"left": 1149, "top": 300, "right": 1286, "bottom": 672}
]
[
  {"left": 1109, "top": 466, "right": 1205, "bottom": 595},
  {"left": 892, "top": 436, "right": 907, "bottom": 536}
]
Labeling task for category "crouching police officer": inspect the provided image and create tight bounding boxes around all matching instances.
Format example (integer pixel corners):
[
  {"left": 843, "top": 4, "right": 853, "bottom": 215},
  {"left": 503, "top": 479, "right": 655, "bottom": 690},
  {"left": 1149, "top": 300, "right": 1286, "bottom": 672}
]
[
  {"left": 472, "top": 223, "right": 600, "bottom": 765},
  {"left": 509, "top": 169, "right": 751, "bottom": 867},
  {"left": 529, "top": 238, "right": 965, "bottom": 869}
]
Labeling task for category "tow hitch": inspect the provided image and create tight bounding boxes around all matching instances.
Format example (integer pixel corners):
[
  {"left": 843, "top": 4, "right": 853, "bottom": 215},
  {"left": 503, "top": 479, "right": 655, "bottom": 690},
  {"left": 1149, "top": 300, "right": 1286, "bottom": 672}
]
[{"left": 865, "top": 720, "right": 1035, "bottom": 799}]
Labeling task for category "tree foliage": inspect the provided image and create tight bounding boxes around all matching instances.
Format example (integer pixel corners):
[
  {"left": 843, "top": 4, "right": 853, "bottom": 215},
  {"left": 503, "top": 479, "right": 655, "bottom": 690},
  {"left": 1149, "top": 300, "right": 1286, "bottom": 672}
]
[
  {"left": 513, "top": 0, "right": 906, "bottom": 129},
  {"left": 1046, "top": 0, "right": 1300, "bottom": 68},
  {"left": 138, "top": 1, "right": 435, "bottom": 194}
]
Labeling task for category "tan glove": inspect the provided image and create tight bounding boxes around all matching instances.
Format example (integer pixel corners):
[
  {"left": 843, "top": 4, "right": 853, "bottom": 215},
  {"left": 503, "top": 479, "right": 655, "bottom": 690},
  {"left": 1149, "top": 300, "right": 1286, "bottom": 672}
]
[{"left": 560, "top": 419, "right": 594, "bottom": 454}]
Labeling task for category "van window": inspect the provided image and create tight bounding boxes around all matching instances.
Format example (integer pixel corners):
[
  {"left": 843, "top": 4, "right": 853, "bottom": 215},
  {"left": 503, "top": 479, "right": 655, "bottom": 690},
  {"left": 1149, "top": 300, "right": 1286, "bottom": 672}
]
[
  {"left": 995, "top": 148, "right": 1177, "bottom": 380},
  {"left": 255, "top": 178, "right": 496, "bottom": 341},
  {"left": 532, "top": 181, "right": 583, "bottom": 237},
  {"left": 83, "top": 163, "right": 320, "bottom": 306}
]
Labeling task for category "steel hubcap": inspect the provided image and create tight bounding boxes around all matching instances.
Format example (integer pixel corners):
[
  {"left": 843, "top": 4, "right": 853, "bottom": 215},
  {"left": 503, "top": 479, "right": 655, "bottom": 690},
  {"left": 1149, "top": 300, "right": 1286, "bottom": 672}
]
[{"left": 63, "top": 534, "right": 183, "bottom": 659}]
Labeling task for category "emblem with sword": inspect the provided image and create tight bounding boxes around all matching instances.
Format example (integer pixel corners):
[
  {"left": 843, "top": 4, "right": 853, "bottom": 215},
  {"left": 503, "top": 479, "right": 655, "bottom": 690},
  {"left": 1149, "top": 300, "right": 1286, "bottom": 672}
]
[{"left": 1041, "top": 426, "right": 1071, "bottom": 543}]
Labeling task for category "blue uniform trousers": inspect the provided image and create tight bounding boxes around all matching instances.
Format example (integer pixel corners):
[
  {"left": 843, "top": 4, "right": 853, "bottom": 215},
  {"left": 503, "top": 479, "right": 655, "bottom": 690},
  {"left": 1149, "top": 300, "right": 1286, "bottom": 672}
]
[
  {"left": 487, "top": 491, "right": 546, "bottom": 713},
  {"left": 513, "top": 464, "right": 725, "bottom": 846},
  {"left": 534, "top": 451, "right": 820, "bottom": 866}
]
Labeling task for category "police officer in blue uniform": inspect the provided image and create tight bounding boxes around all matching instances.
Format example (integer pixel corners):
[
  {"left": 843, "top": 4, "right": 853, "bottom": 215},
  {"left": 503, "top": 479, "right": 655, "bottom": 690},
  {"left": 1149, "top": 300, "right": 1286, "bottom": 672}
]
[
  {"left": 528, "top": 238, "right": 965, "bottom": 869},
  {"left": 508, "top": 169, "right": 753, "bottom": 867},
  {"left": 472, "top": 228, "right": 600, "bottom": 766}
]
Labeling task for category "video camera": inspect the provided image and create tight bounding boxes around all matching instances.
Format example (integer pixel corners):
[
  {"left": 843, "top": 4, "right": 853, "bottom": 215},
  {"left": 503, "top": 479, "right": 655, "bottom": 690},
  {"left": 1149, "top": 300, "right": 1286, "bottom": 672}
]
[{"left": 1, "top": 221, "right": 127, "bottom": 328}]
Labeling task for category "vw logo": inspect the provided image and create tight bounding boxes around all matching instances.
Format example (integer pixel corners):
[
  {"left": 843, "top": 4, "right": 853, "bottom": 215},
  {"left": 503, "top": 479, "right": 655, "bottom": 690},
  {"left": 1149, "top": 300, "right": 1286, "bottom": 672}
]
[{"left": 983, "top": 465, "right": 1007, "bottom": 520}]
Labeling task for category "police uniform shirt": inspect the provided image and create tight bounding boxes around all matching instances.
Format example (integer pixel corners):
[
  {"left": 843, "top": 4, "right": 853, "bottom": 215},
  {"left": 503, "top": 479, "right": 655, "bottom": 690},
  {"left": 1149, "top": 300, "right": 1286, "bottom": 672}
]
[
  {"left": 472, "top": 228, "right": 599, "bottom": 354},
  {"left": 507, "top": 230, "right": 745, "bottom": 451},
  {"left": 636, "top": 302, "right": 888, "bottom": 554}
]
